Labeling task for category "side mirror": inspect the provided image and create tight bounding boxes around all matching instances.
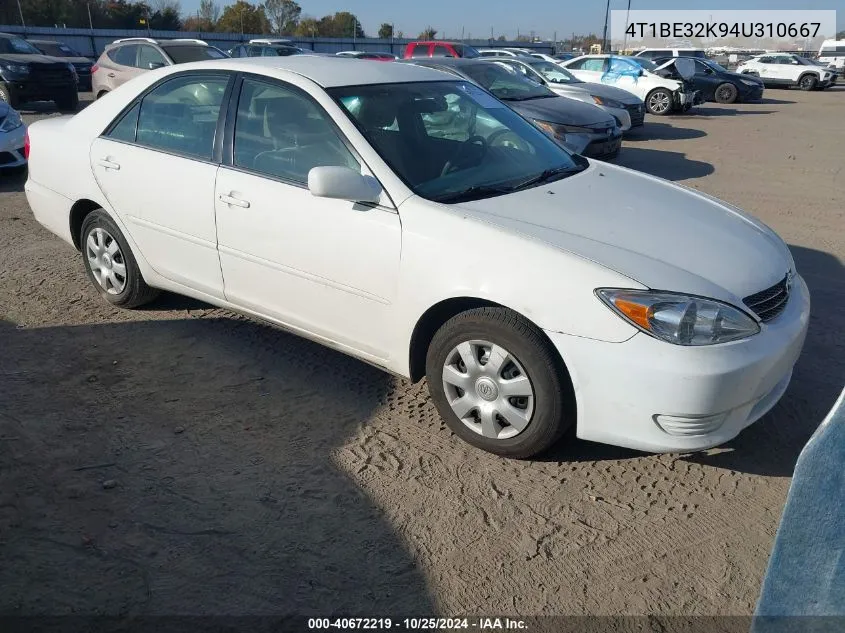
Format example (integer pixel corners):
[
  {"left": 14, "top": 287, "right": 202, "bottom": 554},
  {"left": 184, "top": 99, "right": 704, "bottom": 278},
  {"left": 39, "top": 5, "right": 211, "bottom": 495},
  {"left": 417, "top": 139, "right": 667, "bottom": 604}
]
[
  {"left": 704, "top": 67, "right": 714, "bottom": 74},
  {"left": 148, "top": 61, "right": 166, "bottom": 70},
  {"left": 638, "top": 68, "right": 644, "bottom": 76},
  {"left": 308, "top": 166, "right": 382, "bottom": 204}
]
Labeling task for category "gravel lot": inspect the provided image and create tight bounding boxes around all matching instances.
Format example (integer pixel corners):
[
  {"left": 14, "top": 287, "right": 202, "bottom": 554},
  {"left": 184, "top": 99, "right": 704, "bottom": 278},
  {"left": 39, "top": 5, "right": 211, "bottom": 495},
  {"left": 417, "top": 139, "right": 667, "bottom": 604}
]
[{"left": 1, "top": 88, "right": 843, "bottom": 617}]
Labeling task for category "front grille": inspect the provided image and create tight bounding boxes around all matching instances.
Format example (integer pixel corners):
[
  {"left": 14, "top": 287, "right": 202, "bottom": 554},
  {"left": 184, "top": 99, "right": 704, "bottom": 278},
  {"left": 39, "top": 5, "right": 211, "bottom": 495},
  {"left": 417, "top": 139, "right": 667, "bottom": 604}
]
[
  {"left": 30, "top": 65, "right": 74, "bottom": 84},
  {"left": 624, "top": 103, "right": 645, "bottom": 126},
  {"left": 743, "top": 275, "right": 790, "bottom": 322}
]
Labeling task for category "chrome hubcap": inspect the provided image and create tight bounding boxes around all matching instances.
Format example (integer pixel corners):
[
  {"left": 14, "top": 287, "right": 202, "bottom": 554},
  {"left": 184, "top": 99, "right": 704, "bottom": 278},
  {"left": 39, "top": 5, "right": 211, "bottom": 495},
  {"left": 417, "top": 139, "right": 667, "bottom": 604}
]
[
  {"left": 649, "top": 92, "right": 670, "bottom": 113},
  {"left": 442, "top": 340, "right": 535, "bottom": 440},
  {"left": 86, "top": 227, "right": 127, "bottom": 295}
]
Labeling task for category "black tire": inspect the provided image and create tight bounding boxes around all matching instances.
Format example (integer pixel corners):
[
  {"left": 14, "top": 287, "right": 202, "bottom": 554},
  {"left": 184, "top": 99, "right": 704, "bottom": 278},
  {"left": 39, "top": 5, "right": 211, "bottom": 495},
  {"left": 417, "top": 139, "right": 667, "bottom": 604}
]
[
  {"left": 714, "top": 82, "right": 739, "bottom": 104},
  {"left": 80, "top": 210, "right": 159, "bottom": 308},
  {"left": 799, "top": 74, "right": 818, "bottom": 91},
  {"left": 55, "top": 89, "right": 79, "bottom": 113},
  {"left": 645, "top": 88, "right": 673, "bottom": 115},
  {"left": 425, "top": 307, "right": 574, "bottom": 459},
  {"left": 0, "top": 82, "right": 19, "bottom": 109}
]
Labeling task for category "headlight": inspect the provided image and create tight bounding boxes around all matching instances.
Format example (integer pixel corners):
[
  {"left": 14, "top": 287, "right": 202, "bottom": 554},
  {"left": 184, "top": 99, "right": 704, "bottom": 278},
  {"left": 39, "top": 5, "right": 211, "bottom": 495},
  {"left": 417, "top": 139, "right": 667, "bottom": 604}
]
[
  {"left": 740, "top": 78, "right": 761, "bottom": 87},
  {"left": 533, "top": 119, "right": 567, "bottom": 140},
  {"left": 0, "top": 109, "right": 22, "bottom": 132},
  {"left": 592, "top": 95, "right": 624, "bottom": 109},
  {"left": 596, "top": 289, "right": 760, "bottom": 346},
  {"left": 1, "top": 62, "right": 30, "bottom": 74}
]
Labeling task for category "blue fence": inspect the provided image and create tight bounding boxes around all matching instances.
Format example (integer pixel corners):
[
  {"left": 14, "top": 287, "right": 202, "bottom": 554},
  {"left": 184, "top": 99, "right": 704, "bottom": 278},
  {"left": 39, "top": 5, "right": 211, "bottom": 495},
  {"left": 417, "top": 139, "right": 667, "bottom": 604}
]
[{"left": 0, "top": 25, "right": 553, "bottom": 58}]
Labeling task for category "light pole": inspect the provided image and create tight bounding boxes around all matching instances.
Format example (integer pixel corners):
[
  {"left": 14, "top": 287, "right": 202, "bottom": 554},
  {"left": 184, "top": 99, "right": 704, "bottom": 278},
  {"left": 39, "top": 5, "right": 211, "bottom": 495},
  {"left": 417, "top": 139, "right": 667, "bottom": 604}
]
[
  {"left": 601, "top": 0, "right": 611, "bottom": 53},
  {"left": 622, "top": 0, "right": 632, "bottom": 51},
  {"left": 17, "top": 0, "right": 26, "bottom": 28}
]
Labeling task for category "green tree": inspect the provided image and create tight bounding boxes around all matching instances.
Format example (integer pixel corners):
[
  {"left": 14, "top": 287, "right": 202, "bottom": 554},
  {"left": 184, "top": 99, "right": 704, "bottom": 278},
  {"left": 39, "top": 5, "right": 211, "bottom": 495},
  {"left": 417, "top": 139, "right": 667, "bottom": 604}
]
[
  {"left": 836, "top": 30, "right": 845, "bottom": 39},
  {"left": 264, "top": 0, "right": 301, "bottom": 34},
  {"left": 317, "top": 12, "right": 365, "bottom": 38},
  {"left": 378, "top": 23, "right": 394, "bottom": 39},
  {"left": 418, "top": 26, "right": 436, "bottom": 40},
  {"left": 294, "top": 17, "right": 320, "bottom": 37},
  {"left": 216, "top": 0, "right": 270, "bottom": 34}
]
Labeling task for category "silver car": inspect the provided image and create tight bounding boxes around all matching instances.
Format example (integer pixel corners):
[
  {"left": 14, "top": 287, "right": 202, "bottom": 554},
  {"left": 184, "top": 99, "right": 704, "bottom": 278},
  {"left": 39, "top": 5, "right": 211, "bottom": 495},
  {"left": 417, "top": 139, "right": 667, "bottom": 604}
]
[
  {"left": 487, "top": 56, "right": 646, "bottom": 131},
  {"left": 0, "top": 100, "right": 26, "bottom": 169}
]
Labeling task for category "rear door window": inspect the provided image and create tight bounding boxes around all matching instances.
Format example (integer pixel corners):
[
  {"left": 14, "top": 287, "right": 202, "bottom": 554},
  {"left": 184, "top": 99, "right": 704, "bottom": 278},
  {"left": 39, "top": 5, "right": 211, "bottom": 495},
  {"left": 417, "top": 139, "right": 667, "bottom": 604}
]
[
  {"left": 135, "top": 74, "right": 229, "bottom": 160},
  {"left": 433, "top": 45, "right": 454, "bottom": 57},
  {"left": 111, "top": 44, "right": 139, "bottom": 67}
]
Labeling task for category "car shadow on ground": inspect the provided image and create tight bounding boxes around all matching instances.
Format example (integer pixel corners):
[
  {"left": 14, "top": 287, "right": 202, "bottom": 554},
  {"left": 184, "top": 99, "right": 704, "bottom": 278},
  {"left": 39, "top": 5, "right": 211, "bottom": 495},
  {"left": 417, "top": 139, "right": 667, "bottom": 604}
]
[
  {"left": 612, "top": 147, "right": 714, "bottom": 180},
  {"left": 680, "top": 106, "right": 778, "bottom": 118},
  {"left": 0, "top": 317, "right": 435, "bottom": 615},
  {"left": 0, "top": 166, "right": 26, "bottom": 193},
  {"left": 758, "top": 97, "right": 796, "bottom": 105},
  {"left": 624, "top": 122, "right": 706, "bottom": 142}
]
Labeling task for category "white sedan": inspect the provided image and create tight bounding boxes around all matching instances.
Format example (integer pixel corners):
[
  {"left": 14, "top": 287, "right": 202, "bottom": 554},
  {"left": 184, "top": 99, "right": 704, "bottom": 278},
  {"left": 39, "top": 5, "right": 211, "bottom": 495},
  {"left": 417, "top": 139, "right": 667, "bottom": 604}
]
[{"left": 25, "top": 57, "right": 809, "bottom": 458}]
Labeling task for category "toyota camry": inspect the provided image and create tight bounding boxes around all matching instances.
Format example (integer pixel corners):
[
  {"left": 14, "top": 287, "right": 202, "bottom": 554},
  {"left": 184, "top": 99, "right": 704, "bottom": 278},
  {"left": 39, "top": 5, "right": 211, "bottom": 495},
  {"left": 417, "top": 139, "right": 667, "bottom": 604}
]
[{"left": 24, "top": 57, "right": 809, "bottom": 458}]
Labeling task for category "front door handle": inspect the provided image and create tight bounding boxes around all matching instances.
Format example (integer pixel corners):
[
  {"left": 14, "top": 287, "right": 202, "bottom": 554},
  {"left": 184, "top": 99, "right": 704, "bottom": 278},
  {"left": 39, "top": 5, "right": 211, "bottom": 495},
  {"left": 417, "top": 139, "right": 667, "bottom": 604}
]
[
  {"left": 97, "top": 157, "right": 120, "bottom": 170},
  {"left": 107, "top": 72, "right": 115, "bottom": 77},
  {"left": 218, "top": 193, "right": 250, "bottom": 208}
]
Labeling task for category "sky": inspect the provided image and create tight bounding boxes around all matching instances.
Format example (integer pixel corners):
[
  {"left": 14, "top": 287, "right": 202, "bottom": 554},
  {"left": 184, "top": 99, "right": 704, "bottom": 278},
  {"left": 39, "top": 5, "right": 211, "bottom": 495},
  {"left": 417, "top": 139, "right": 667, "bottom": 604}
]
[{"left": 179, "top": 0, "right": 844, "bottom": 40}]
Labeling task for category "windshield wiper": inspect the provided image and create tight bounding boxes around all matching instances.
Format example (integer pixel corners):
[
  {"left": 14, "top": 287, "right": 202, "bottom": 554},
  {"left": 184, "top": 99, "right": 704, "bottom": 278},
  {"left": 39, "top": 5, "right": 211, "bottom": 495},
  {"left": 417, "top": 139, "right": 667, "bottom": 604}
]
[
  {"left": 433, "top": 184, "right": 513, "bottom": 204},
  {"left": 509, "top": 165, "right": 583, "bottom": 192}
]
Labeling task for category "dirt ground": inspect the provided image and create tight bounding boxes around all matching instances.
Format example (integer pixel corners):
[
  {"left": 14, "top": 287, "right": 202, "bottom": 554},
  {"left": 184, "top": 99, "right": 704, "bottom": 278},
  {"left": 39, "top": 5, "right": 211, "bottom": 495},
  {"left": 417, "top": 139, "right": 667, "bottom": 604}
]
[{"left": 1, "top": 87, "right": 843, "bottom": 618}]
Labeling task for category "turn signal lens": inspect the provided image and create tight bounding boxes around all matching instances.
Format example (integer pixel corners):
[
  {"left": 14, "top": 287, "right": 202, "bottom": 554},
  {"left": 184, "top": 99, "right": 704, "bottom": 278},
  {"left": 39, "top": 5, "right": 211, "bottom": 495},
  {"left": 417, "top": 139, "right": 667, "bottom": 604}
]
[
  {"left": 24, "top": 129, "right": 30, "bottom": 160},
  {"left": 596, "top": 289, "right": 761, "bottom": 346}
]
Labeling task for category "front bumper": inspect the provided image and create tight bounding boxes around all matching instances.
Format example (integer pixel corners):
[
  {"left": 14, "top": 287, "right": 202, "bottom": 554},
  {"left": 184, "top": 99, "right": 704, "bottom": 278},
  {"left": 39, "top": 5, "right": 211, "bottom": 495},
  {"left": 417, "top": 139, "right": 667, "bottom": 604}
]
[
  {"left": 582, "top": 130, "right": 623, "bottom": 159},
  {"left": 545, "top": 275, "right": 810, "bottom": 453},
  {"left": 739, "top": 82, "right": 765, "bottom": 101},
  {"left": 0, "top": 124, "right": 26, "bottom": 168}
]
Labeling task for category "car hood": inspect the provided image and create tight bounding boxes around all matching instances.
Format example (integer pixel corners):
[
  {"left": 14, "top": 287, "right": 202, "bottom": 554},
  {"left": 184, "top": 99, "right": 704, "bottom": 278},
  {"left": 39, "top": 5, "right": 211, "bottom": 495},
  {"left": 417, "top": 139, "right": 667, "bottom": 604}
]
[
  {"left": 451, "top": 161, "right": 793, "bottom": 304},
  {"left": 0, "top": 53, "right": 69, "bottom": 65},
  {"left": 505, "top": 95, "right": 614, "bottom": 127}
]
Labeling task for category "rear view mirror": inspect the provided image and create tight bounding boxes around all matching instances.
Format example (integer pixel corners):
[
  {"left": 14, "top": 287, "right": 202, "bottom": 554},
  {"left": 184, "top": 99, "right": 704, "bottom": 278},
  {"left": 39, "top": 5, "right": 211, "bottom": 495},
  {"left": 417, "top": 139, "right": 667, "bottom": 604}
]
[
  {"left": 308, "top": 166, "right": 382, "bottom": 204},
  {"left": 413, "top": 95, "right": 448, "bottom": 113}
]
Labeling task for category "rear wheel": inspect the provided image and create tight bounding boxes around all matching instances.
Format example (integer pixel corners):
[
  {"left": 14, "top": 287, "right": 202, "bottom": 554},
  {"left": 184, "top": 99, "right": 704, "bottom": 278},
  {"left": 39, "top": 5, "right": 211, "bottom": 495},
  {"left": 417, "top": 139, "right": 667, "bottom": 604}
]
[
  {"left": 55, "top": 89, "right": 79, "bottom": 113},
  {"left": 645, "top": 88, "right": 673, "bottom": 115},
  {"left": 80, "top": 210, "right": 159, "bottom": 308},
  {"left": 799, "top": 74, "right": 818, "bottom": 91},
  {"left": 714, "top": 82, "right": 738, "bottom": 104},
  {"left": 425, "top": 307, "right": 573, "bottom": 458}
]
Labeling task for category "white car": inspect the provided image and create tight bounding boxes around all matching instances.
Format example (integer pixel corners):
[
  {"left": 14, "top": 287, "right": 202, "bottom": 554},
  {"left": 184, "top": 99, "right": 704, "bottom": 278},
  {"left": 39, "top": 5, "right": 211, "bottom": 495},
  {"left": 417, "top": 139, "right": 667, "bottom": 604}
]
[
  {"left": 528, "top": 53, "right": 561, "bottom": 63},
  {"left": 633, "top": 48, "right": 707, "bottom": 61},
  {"left": 561, "top": 54, "right": 698, "bottom": 115},
  {"left": 25, "top": 57, "right": 809, "bottom": 458},
  {"left": 736, "top": 54, "right": 834, "bottom": 90},
  {"left": 478, "top": 49, "right": 523, "bottom": 58},
  {"left": 486, "top": 57, "right": 646, "bottom": 130},
  {"left": 0, "top": 101, "right": 26, "bottom": 168},
  {"left": 818, "top": 39, "right": 845, "bottom": 70}
]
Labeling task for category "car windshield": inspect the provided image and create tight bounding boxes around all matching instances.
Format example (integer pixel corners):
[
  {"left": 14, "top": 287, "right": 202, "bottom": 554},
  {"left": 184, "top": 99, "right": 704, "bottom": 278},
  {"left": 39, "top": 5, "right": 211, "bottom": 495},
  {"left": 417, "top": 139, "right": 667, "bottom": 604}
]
[
  {"left": 330, "top": 81, "right": 585, "bottom": 204},
  {"left": 162, "top": 45, "right": 227, "bottom": 63},
  {"left": 0, "top": 37, "right": 42, "bottom": 55},
  {"left": 462, "top": 63, "right": 555, "bottom": 101},
  {"left": 525, "top": 60, "right": 582, "bottom": 84},
  {"left": 38, "top": 42, "right": 81, "bottom": 57}
]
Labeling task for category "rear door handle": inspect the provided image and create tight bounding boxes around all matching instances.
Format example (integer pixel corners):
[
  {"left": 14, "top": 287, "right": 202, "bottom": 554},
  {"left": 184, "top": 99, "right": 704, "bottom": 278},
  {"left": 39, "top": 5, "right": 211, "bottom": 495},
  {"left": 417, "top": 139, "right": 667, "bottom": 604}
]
[
  {"left": 97, "top": 158, "right": 120, "bottom": 170},
  {"left": 218, "top": 193, "right": 250, "bottom": 208},
  {"left": 107, "top": 72, "right": 115, "bottom": 77}
]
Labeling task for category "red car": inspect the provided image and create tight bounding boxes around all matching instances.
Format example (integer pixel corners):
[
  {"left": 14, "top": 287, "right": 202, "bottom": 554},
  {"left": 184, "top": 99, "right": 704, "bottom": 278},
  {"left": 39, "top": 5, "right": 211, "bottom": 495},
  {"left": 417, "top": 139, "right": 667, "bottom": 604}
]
[{"left": 402, "top": 41, "right": 481, "bottom": 59}]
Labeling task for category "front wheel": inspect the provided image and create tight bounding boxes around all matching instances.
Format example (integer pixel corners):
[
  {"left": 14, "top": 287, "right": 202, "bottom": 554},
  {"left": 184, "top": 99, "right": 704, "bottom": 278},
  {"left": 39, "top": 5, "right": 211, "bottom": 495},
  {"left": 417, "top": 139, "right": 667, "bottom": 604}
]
[
  {"left": 80, "top": 210, "right": 159, "bottom": 308},
  {"left": 425, "top": 307, "right": 573, "bottom": 458},
  {"left": 715, "top": 82, "right": 739, "bottom": 104},
  {"left": 799, "top": 74, "right": 818, "bottom": 91},
  {"left": 0, "top": 82, "right": 19, "bottom": 108},
  {"left": 645, "top": 88, "right": 673, "bottom": 115}
]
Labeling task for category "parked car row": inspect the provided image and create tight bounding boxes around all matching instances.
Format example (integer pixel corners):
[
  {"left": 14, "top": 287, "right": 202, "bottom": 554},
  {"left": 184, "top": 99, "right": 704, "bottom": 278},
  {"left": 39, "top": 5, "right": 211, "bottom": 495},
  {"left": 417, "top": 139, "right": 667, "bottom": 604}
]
[{"left": 23, "top": 55, "right": 811, "bottom": 459}]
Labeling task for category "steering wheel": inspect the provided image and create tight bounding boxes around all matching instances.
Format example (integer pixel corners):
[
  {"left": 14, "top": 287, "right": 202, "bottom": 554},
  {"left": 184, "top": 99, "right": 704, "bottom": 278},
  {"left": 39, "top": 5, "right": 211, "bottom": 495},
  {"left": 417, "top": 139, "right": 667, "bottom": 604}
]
[
  {"left": 441, "top": 135, "right": 488, "bottom": 176},
  {"left": 486, "top": 128, "right": 530, "bottom": 152}
]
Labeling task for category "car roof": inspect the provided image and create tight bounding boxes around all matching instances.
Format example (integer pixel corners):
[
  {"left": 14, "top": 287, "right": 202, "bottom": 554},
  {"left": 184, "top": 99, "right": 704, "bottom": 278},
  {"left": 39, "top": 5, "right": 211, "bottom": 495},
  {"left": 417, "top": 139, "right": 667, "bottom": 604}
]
[{"left": 175, "top": 56, "right": 453, "bottom": 87}]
